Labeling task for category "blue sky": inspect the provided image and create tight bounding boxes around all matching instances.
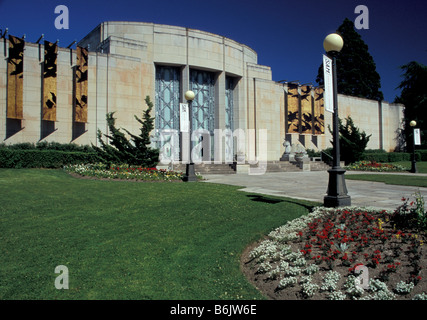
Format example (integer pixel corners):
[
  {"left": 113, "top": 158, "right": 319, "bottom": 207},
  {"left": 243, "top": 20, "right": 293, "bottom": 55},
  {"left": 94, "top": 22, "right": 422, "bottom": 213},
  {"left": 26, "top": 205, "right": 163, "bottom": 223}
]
[{"left": 1, "top": 0, "right": 426, "bottom": 102}]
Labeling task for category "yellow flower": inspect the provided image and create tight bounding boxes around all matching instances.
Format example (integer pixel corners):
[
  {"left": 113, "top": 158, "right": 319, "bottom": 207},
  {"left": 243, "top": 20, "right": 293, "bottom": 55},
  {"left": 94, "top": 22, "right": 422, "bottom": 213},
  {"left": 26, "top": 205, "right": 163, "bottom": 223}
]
[{"left": 377, "top": 218, "right": 384, "bottom": 231}]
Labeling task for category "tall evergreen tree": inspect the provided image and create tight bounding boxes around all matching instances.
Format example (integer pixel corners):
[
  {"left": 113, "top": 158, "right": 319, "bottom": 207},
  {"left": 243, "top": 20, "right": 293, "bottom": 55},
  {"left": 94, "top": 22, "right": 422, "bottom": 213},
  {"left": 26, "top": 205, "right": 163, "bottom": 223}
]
[
  {"left": 316, "top": 18, "right": 384, "bottom": 101},
  {"left": 94, "top": 96, "right": 159, "bottom": 167},
  {"left": 394, "top": 61, "right": 427, "bottom": 150},
  {"left": 338, "top": 116, "right": 371, "bottom": 164}
]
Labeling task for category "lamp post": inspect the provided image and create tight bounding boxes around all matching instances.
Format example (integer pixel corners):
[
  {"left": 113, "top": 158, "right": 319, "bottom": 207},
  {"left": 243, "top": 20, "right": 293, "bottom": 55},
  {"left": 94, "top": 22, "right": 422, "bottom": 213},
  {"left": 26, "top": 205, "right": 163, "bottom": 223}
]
[
  {"left": 183, "top": 90, "right": 197, "bottom": 182},
  {"left": 323, "top": 33, "right": 351, "bottom": 207},
  {"left": 410, "top": 120, "right": 418, "bottom": 173}
]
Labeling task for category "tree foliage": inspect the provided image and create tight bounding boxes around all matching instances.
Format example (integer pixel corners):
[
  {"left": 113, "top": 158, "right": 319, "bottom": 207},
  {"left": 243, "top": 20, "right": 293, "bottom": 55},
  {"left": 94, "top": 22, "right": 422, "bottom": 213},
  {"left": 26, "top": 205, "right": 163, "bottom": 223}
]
[
  {"left": 316, "top": 18, "right": 383, "bottom": 101},
  {"left": 93, "top": 96, "right": 159, "bottom": 167},
  {"left": 394, "top": 61, "right": 427, "bottom": 151},
  {"left": 329, "top": 116, "right": 371, "bottom": 165}
]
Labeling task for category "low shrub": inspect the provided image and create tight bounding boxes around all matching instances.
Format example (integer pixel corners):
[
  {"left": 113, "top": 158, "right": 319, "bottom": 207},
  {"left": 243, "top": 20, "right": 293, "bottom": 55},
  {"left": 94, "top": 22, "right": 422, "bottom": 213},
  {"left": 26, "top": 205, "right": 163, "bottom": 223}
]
[
  {"left": 0, "top": 142, "right": 96, "bottom": 153},
  {"left": 360, "top": 151, "right": 424, "bottom": 163},
  {"left": 0, "top": 149, "right": 101, "bottom": 169}
]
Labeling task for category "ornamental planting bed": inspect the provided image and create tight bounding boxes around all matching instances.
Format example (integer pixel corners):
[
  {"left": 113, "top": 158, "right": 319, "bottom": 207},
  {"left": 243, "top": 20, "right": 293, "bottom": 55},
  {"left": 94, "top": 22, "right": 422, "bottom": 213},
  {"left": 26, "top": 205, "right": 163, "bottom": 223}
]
[
  {"left": 242, "top": 202, "right": 427, "bottom": 300},
  {"left": 64, "top": 163, "right": 187, "bottom": 181},
  {"left": 345, "top": 160, "right": 408, "bottom": 172}
]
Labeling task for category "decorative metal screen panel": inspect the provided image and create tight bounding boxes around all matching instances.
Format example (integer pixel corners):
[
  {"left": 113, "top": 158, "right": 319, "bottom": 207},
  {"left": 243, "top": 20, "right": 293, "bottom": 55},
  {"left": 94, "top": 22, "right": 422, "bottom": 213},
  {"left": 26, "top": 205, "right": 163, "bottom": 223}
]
[
  {"left": 300, "top": 85, "right": 313, "bottom": 134},
  {"left": 314, "top": 87, "right": 325, "bottom": 135},
  {"left": 225, "top": 77, "right": 235, "bottom": 162},
  {"left": 74, "top": 46, "right": 89, "bottom": 123},
  {"left": 42, "top": 40, "right": 58, "bottom": 121},
  {"left": 225, "top": 77, "right": 234, "bottom": 131},
  {"left": 287, "top": 84, "right": 299, "bottom": 133},
  {"left": 7, "top": 35, "right": 24, "bottom": 120},
  {"left": 155, "top": 66, "right": 181, "bottom": 161},
  {"left": 190, "top": 70, "right": 215, "bottom": 161}
]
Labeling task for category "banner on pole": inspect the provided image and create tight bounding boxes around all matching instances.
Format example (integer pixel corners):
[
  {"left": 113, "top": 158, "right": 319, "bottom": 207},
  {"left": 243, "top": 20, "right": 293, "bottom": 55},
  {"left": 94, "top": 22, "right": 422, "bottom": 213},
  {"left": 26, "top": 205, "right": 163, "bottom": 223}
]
[
  {"left": 323, "top": 54, "right": 333, "bottom": 113},
  {"left": 7, "top": 35, "right": 24, "bottom": 119},
  {"left": 42, "top": 40, "right": 58, "bottom": 121},
  {"left": 180, "top": 103, "right": 189, "bottom": 132},
  {"left": 74, "top": 46, "right": 89, "bottom": 123},
  {"left": 414, "top": 128, "right": 421, "bottom": 145},
  {"left": 287, "top": 84, "right": 299, "bottom": 133}
]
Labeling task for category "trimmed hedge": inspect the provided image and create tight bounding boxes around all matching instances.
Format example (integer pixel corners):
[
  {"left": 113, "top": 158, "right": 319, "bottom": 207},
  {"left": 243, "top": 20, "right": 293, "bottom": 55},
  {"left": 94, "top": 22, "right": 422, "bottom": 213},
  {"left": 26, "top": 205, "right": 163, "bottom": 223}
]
[
  {"left": 360, "top": 151, "right": 425, "bottom": 162},
  {"left": 0, "top": 149, "right": 101, "bottom": 169},
  {"left": 0, "top": 142, "right": 96, "bottom": 152}
]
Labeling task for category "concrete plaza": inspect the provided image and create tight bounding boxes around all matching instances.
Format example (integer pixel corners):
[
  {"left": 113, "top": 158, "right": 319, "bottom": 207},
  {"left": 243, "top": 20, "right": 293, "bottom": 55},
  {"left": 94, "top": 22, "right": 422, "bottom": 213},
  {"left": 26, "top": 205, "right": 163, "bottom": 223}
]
[{"left": 202, "top": 171, "right": 427, "bottom": 211}]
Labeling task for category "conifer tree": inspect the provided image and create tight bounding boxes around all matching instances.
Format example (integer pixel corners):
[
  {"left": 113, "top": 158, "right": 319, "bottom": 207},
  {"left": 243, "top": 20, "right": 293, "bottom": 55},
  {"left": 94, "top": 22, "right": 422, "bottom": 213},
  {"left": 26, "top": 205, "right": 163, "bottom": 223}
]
[
  {"left": 338, "top": 116, "right": 371, "bottom": 164},
  {"left": 328, "top": 116, "right": 371, "bottom": 164},
  {"left": 316, "top": 18, "right": 384, "bottom": 101},
  {"left": 122, "top": 96, "right": 159, "bottom": 167},
  {"left": 94, "top": 96, "right": 159, "bottom": 167},
  {"left": 394, "top": 61, "right": 427, "bottom": 151}
]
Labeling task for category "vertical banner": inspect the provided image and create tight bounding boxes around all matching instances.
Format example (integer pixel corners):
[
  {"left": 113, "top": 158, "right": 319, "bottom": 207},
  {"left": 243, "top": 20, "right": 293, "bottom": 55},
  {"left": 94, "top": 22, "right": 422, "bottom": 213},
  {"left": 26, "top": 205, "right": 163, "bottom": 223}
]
[
  {"left": 74, "top": 46, "right": 88, "bottom": 122},
  {"left": 287, "top": 84, "right": 299, "bottom": 133},
  {"left": 314, "top": 87, "right": 325, "bottom": 135},
  {"left": 43, "top": 40, "right": 57, "bottom": 121},
  {"left": 300, "top": 85, "right": 312, "bottom": 133},
  {"left": 414, "top": 128, "right": 421, "bottom": 146},
  {"left": 179, "top": 103, "right": 189, "bottom": 132},
  {"left": 7, "top": 35, "right": 24, "bottom": 119},
  {"left": 323, "top": 54, "right": 334, "bottom": 113}
]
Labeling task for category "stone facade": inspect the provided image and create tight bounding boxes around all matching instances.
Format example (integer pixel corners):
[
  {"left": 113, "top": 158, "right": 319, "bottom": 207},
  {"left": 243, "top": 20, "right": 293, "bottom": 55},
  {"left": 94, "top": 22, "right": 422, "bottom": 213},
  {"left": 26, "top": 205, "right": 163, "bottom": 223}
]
[{"left": 0, "top": 22, "right": 404, "bottom": 163}]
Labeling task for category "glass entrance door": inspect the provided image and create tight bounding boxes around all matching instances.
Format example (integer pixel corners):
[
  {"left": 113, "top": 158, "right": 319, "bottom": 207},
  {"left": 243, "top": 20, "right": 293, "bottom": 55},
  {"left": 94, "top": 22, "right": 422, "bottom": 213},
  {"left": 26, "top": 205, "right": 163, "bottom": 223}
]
[
  {"left": 155, "top": 66, "right": 181, "bottom": 163},
  {"left": 190, "top": 69, "right": 215, "bottom": 162}
]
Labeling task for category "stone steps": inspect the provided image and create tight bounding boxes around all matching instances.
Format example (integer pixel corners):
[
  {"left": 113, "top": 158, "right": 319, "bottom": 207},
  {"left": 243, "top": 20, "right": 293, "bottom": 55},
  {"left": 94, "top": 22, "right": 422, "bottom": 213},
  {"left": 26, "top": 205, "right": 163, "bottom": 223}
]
[
  {"left": 309, "top": 160, "right": 332, "bottom": 171},
  {"left": 161, "top": 160, "right": 332, "bottom": 174},
  {"left": 251, "top": 161, "right": 302, "bottom": 172},
  {"left": 171, "top": 163, "right": 236, "bottom": 174}
]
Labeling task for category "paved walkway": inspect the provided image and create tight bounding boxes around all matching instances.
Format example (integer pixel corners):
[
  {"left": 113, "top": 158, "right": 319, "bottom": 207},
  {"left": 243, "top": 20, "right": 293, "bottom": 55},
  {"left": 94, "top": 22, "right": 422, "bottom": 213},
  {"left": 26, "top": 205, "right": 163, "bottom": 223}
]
[{"left": 202, "top": 171, "right": 427, "bottom": 211}]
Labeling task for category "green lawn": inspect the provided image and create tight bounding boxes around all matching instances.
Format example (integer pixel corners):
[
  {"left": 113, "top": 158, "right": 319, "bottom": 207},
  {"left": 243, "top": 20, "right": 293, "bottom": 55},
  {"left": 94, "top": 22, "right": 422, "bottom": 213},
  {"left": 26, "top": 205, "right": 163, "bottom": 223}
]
[
  {"left": 0, "top": 169, "right": 318, "bottom": 300},
  {"left": 346, "top": 172, "right": 427, "bottom": 187},
  {"left": 391, "top": 161, "right": 427, "bottom": 173},
  {"left": 345, "top": 161, "right": 427, "bottom": 187}
]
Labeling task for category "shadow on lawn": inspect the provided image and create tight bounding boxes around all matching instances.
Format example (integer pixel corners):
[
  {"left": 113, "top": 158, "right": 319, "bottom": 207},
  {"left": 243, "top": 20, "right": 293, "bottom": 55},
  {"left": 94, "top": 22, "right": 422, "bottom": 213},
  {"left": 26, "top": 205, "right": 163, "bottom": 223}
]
[{"left": 246, "top": 194, "right": 319, "bottom": 211}]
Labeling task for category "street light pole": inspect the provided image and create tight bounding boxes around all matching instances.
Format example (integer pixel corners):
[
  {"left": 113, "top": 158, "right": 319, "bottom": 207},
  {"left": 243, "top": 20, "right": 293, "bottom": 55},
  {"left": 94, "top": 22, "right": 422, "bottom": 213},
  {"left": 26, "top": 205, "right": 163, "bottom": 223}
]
[
  {"left": 323, "top": 33, "right": 351, "bottom": 207},
  {"left": 183, "top": 90, "right": 197, "bottom": 182},
  {"left": 410, "top": 120, "right": 418, "bottom": 173}
]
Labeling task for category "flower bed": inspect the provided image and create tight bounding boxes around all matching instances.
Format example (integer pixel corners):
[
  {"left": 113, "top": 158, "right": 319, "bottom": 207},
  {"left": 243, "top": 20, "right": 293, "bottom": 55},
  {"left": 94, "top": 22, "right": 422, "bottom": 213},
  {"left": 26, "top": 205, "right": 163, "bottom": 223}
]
[
  {"left": 345, "top": 160, "right": 408, "bottom": 172},
  {"left": 242, "top": 197, "right": 427, "bottom": 300},
  {"left": 64, "top": 163, "right": 186, "bottom": 181}
]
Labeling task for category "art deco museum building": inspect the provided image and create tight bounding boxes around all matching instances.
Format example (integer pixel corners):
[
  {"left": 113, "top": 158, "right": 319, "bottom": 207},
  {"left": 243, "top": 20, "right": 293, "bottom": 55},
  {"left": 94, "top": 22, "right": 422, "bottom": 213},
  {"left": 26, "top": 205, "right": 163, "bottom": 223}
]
[{"left": 1, "top": 21, "right": 404, "bottom": 166}]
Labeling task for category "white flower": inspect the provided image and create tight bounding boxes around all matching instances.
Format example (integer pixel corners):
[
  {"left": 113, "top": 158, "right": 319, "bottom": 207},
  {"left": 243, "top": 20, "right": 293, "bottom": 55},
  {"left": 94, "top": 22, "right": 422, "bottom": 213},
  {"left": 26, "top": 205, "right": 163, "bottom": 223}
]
[
  {"left": 301, "top": 281, "right": 319, "bottom": 298},
  {"left": 321, "top": 270, "right": 341, "bottom": 292},
  {"left": 328, "top": 291, "right": 347, "bottom": 300},
  {"left": 395, "top": 281, "right": 414, "bottom": 294},
  {"left": 278, "top": 276, "right": 298, "bottom": 289}
]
